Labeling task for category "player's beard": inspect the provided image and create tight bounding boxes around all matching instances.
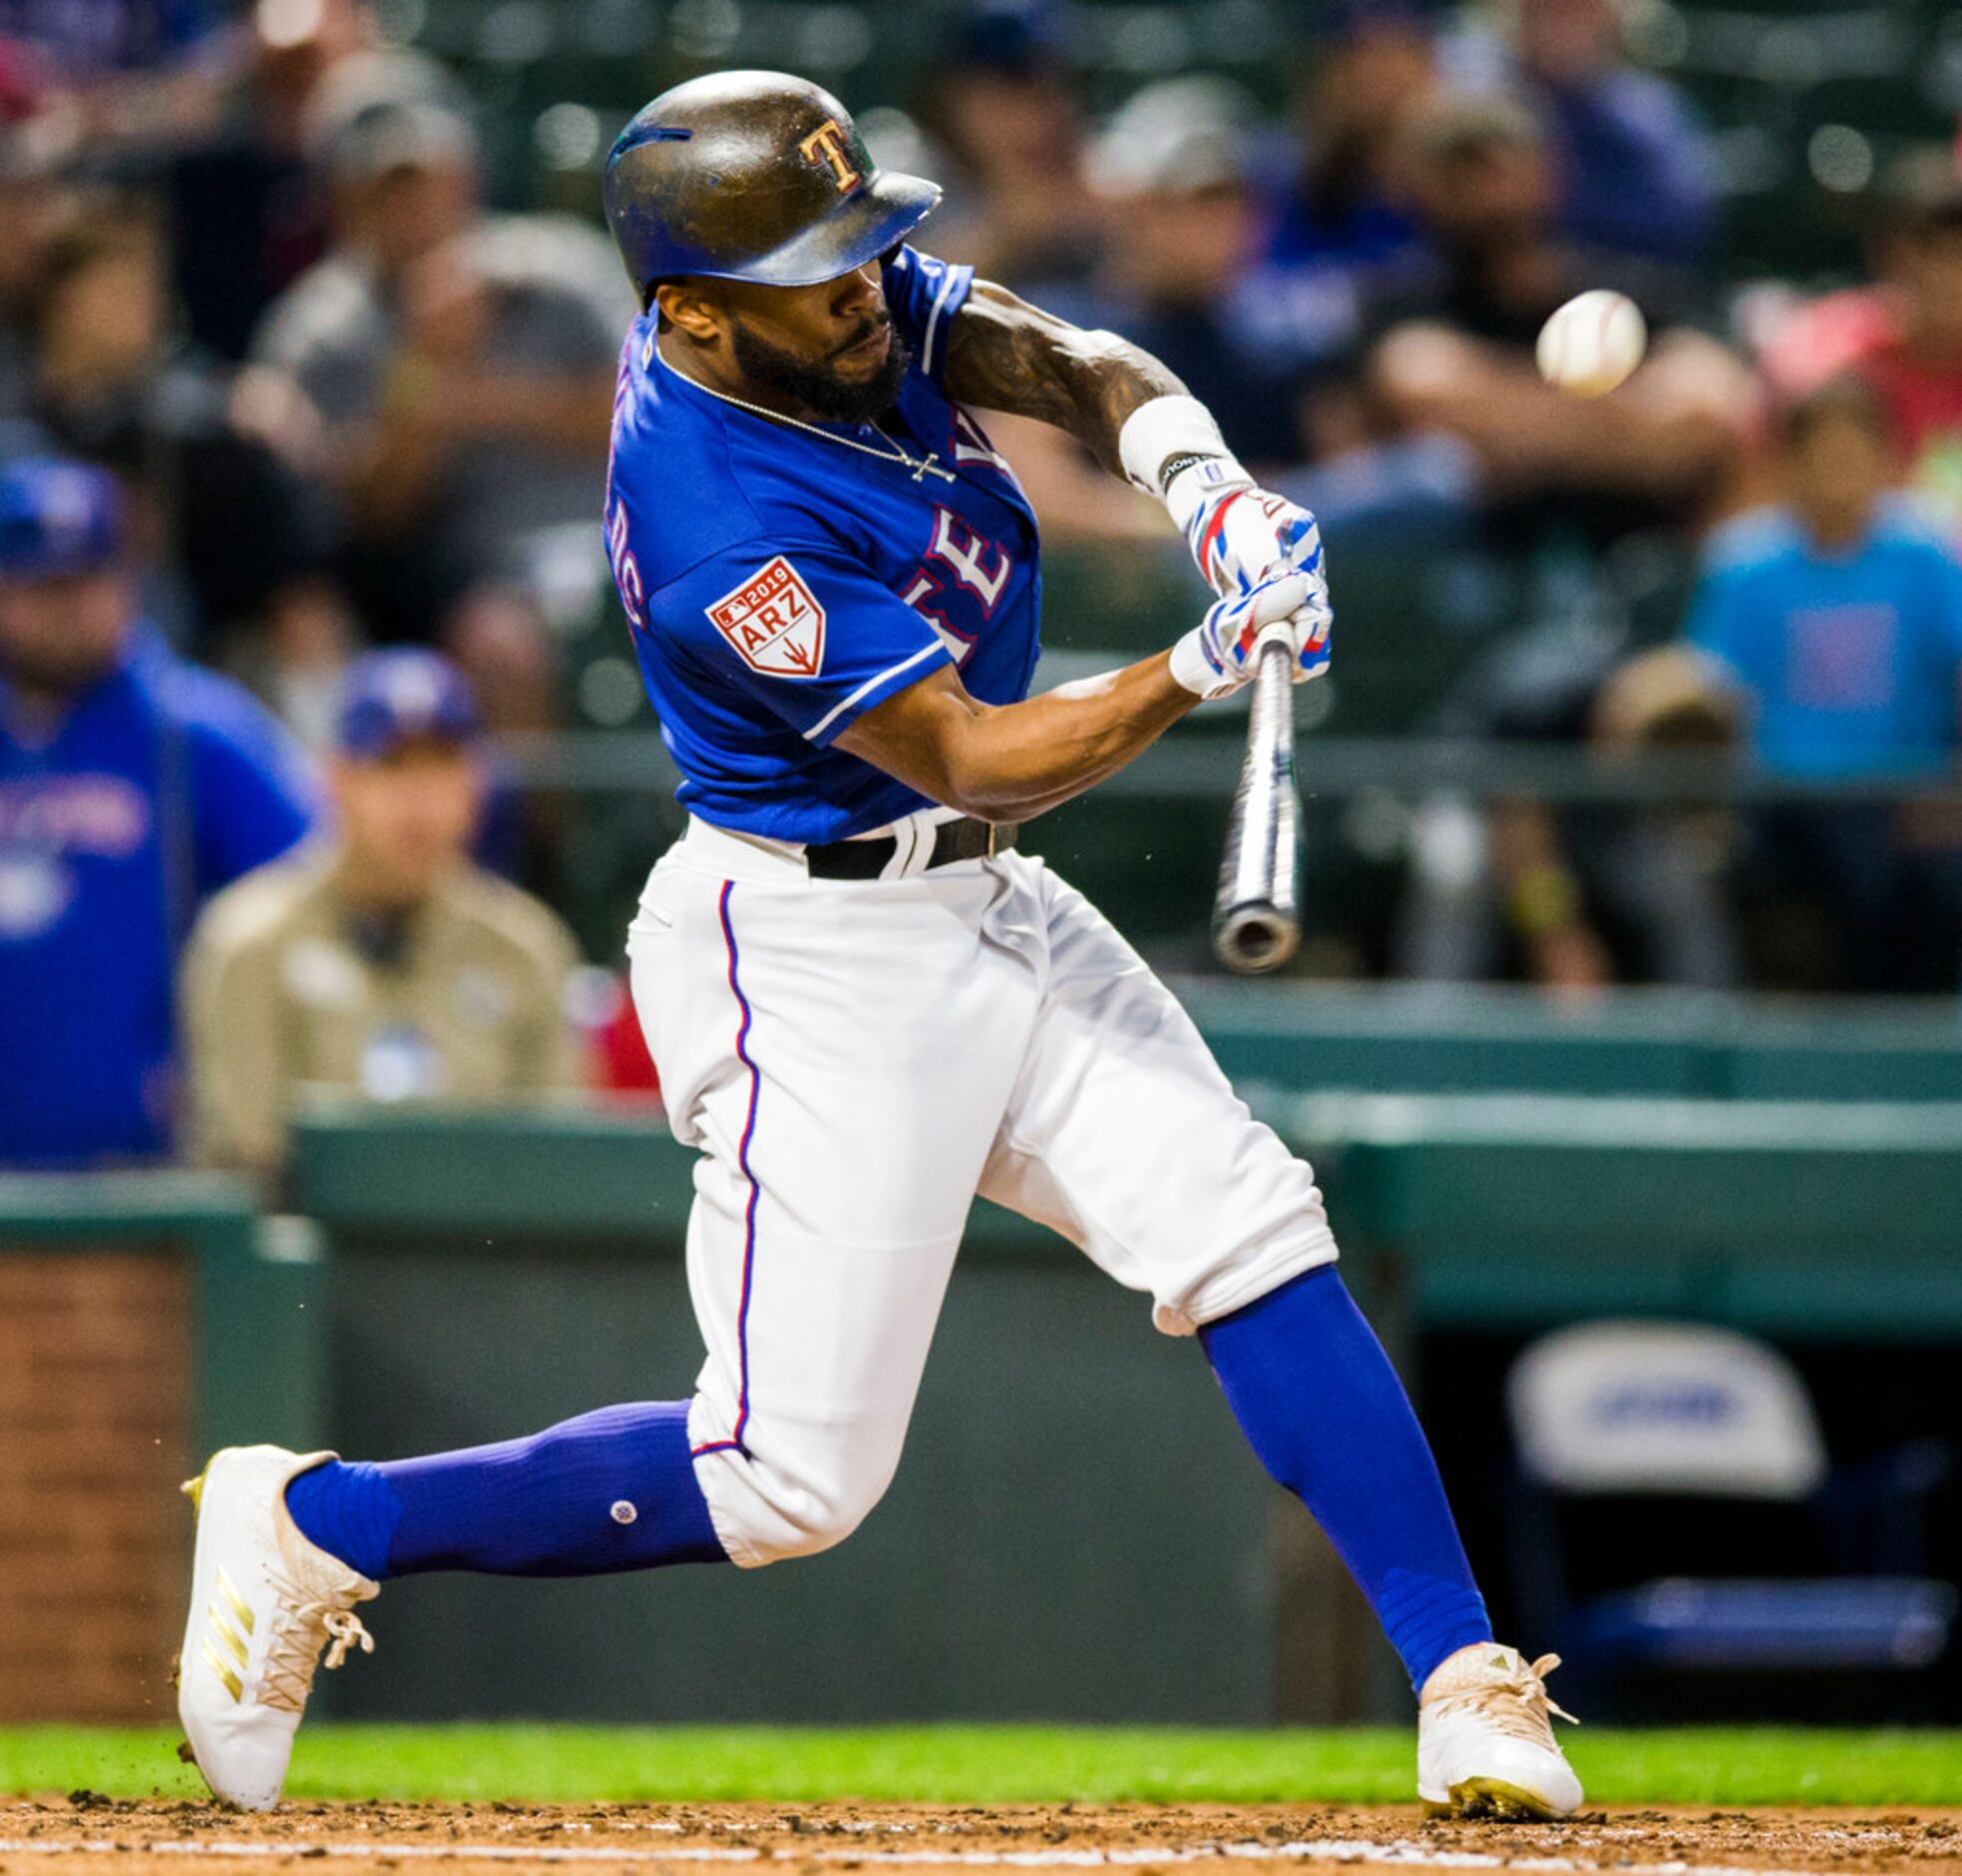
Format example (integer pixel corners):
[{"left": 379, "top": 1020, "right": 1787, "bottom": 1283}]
[{"left": 729, "top": 315, "right": 910, "bottom": 424}]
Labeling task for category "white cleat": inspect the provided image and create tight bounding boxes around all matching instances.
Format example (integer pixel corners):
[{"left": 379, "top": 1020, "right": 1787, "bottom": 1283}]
[
  {"left": 1417, "top": 1643, "right": 1582, "bottom": 1820},
  {"left": 176, "top": 1445, "right": 380, "bottom": 1811}
]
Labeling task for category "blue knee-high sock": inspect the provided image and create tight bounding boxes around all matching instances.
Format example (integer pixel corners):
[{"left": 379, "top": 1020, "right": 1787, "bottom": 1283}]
[
  {"left": 284, "top": 1402, "right": 728, "bottom": 1579},
  {"left": 1200, "top": 1266, "right": 1491, "bottom": 1694}
]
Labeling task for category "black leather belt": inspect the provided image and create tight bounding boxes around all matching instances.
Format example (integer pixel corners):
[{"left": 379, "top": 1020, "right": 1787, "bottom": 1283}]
[{"left": 804, "top": 816, "right": 1018, "bottom": 880}]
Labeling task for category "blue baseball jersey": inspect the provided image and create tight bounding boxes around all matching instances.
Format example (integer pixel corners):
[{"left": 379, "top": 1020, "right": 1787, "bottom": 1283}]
[
  {"left": 604, "top": 246, "right": 1042, "bottom": 842},
  {"left": 0, "top": 633, "right": 318, "bottom": 1167}
]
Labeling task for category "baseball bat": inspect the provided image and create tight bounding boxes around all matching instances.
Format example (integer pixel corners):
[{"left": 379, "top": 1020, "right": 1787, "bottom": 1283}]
[{"left": 1211, "top": 632, "right": 1301, "bottom": 974}]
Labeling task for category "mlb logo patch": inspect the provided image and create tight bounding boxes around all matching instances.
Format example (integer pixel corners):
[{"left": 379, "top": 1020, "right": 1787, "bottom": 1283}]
[{"left": 706, "top": 556, "right": 827, "bottom": 678}]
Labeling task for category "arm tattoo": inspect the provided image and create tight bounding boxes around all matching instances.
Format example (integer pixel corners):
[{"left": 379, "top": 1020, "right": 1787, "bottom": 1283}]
[{"left": 940, "top": 279, "right": 1186, "bottom": 479}]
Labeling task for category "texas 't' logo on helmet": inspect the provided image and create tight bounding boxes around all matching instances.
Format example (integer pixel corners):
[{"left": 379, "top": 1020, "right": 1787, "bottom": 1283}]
[{"left": 798, "top": 119, "right": 861, "bottom": 194}]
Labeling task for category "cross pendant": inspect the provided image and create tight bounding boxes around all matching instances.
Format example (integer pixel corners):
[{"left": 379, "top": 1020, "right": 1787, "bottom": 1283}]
[{"left": 911, "top": 453, "right": 955, "bottom": 483}]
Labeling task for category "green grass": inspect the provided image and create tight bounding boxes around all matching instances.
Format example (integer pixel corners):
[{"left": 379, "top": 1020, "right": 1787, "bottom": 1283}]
[{"left": 3, "top": 1726, "right": 1961, "bottom": 1808}]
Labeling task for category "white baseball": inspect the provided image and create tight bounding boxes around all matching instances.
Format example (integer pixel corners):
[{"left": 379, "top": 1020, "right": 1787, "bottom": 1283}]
[{"left": 1535, "top": 289, "right": 1647, "bottom": 398}]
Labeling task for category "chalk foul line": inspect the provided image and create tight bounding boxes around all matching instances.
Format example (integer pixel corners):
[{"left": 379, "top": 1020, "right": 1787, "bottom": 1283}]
[{"left": 0, "top": 1835, "right": 1837, "bottom": 1876}]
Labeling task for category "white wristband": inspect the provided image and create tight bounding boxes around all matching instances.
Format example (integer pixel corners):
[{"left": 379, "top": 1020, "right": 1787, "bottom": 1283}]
[
  {"left": 1169, "top": 625, "right": 1231, "bottom": 698},
  {"left": 1117, "top": 395, "right": 1233, "bottom": 493},
  {"left": 1162, "top": 452, "right": 1253, "bottom": 539}
]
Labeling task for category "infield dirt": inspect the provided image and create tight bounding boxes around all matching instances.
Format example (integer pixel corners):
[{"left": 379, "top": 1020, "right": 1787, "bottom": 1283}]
[{"left": 2, "top": 1799, "right": 1960, "bottom": 1876}]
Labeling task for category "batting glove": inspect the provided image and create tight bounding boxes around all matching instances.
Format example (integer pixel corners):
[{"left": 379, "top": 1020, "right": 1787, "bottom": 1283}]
[
  {"left": 1117, "top": 394, "right": 1334, "bottom": 677},
  {"left": 1176, "top": 469, "right": 1331, "bottom": 606},
  {"left": 1171, "top": 569, "right": 1332, "bottom": 701}
]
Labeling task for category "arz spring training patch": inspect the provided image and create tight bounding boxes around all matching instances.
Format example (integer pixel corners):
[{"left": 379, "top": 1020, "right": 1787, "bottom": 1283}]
[{"left": 707, "top": 556, "right": 827, "bottom": 678}]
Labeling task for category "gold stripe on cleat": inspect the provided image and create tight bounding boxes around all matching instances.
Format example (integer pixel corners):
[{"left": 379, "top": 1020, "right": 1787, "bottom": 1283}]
[
  {"left": 200, "top": 1639, "right": 243, "bottom": 1703},
  {"left": 209, "top": 1607, "right": 249, "bottom": 1671},
  {"left": 214, "top": 1566, "right": 255, "bottom": 1635}
]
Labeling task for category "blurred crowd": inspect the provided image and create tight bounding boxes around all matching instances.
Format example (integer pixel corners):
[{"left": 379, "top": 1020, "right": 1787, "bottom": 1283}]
[
  {"left": 4, "top": 0, "right": 1962, "bottom": 1173},
  {"left": 908, "top": 0, "right": 1962, "bottom": 1001}
]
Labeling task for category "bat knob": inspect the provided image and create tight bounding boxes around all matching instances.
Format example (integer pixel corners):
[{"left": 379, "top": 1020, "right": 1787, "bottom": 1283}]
[{"left": 1214, "top": 902, "right": 1300, "bottom": 975}]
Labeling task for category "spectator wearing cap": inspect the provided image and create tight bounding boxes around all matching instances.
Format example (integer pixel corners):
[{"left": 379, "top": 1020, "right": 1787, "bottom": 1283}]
[
  {"left": 1395, "top": 616, "right": 1745, "bottom": 998},
  {"left": 243, "top": 92, "right": 632, "bottom": 727},
  {"left": 0, "top": 457, "right": 317, "bottom": 1168},
  {"left": 181, "top": 646, "right": 582, "bottom": 1177},
  {"left": 913, "top": 0, "right": 1103, "bottom": 292},
  {"left": 955, "top": 72, "right": 1317, "bottom": 542},
  {"left": 1081, "top": 75, "right": 1310, "bottom": 469}
]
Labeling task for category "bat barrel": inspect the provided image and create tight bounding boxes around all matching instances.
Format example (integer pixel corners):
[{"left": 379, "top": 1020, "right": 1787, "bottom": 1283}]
[{"left": 1212, "top": 634, "right": 1301, "bottom": 975}]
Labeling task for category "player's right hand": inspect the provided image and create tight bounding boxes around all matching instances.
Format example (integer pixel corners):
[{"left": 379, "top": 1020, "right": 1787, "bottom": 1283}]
[{"left": 1169, "top": 569, "right": 1332, "bottom": 701}]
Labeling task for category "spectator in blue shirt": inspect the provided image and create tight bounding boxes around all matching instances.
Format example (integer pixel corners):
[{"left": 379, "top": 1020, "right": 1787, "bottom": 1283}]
[
  {"left": 1678, "top": 378, "right": 1962, "bottom": 988},
  {"left": 1686, "top": 380, "right": 1962, "bottom": 778},
  {"left": 0, "top": 457, "right": 318, "bottom": 1167}
]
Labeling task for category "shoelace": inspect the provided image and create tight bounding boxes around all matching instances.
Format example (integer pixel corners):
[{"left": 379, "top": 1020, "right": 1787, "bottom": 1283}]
[
  {"left": 1443, "top": 1652, "right": 1579, "bottom": 1748},
  {"left": 258, "top": 1572, "right": 376, "bottom": 1715}
]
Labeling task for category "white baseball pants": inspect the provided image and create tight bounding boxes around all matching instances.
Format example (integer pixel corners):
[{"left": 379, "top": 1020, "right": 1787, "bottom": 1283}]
[{"left": 625, "top": 811, "right": 1338, "bottom": 1568}]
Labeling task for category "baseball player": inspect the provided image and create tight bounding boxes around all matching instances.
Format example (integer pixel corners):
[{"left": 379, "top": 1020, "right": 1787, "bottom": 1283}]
[{"left": 177, "top": 73, "right": 1581, "bottom": 1821}]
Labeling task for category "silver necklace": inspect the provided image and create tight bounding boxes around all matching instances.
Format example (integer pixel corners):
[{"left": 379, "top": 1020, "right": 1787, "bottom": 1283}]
[{"left": 673, "top": 365, "right": 956, "bottom": 483}]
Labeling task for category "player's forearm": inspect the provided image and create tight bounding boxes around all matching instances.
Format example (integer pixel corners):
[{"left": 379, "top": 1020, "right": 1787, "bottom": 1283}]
[
  {"left": 941, "top": 281, "right": 1186, "bottom": 479},
  {"left": 965, "top": 654, "right": 1204, "bottom": 817},
  {"left": 837, "top": 652, "right": 1199, "bottom": 821}
]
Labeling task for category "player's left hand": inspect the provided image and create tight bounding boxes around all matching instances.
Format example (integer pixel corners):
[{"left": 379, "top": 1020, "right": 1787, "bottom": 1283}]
[
  {"left": 1165, "top": 468, "right": 1333, "bottom": 683},
  {"left": 1171, "top": 568, "right": 1333, "bottom": 700},
  {"left": 1237, "top": 493, "right": 1331, "bottom": 683}
]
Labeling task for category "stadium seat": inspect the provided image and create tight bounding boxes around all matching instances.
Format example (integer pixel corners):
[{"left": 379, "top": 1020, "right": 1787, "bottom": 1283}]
[{"left": 1505, "top": 1321, "right": 1956, "bottom": 1705}]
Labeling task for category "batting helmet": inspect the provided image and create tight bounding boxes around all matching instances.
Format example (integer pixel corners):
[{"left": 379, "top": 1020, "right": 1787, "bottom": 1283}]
[{"left": 602, "top": 71, "right": 941, "bottom": 299}]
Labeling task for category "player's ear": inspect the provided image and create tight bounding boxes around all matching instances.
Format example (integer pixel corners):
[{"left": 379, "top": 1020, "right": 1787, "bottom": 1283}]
[{"left": 655, "top": 279, "right": 724, "bottom": 345}]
